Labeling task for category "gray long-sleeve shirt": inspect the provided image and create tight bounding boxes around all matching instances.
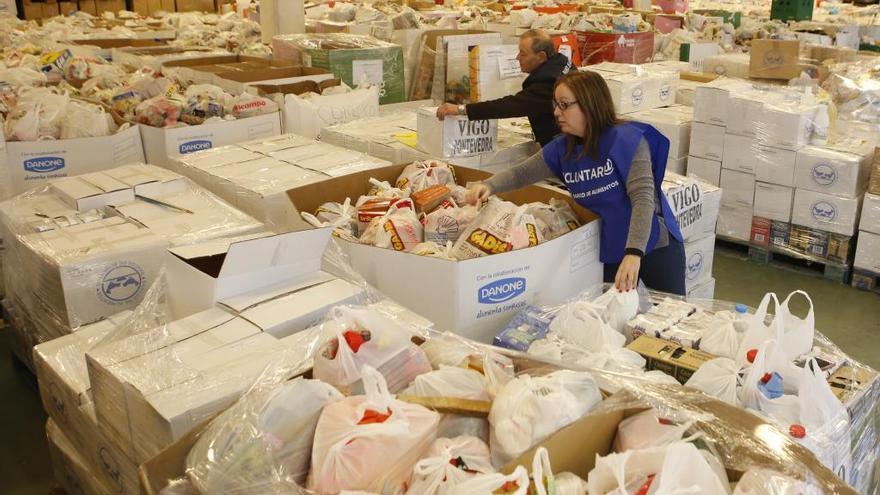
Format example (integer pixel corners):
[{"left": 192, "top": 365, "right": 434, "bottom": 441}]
[{"left": 485, "top": 138, "right": 669, "bottom": 255}]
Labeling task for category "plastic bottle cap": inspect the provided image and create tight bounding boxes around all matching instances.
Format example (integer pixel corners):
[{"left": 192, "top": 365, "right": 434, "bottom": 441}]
[
  {"left": 790, "top": 424, "right": 806, "bottom": 439},
  {"left": 735, "top": 304, "right": 748, "bottom": 314},
  {"left": 761, "top": 373, "right": 772, "bottom": 384},
  {"left": 746, "top": 349, "right": 758, "bottom": 363}
]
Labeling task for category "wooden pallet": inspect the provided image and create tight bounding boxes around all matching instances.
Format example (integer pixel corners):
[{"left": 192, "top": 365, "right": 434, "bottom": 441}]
[{"left": 716, "top": 235, "right": 853, "bottom": 285}]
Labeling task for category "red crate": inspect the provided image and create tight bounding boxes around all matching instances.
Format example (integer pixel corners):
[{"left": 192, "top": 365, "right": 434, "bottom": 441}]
[
  {"left": 576, "top": 31, "right": 654, "bottom": 65},
  {"left": 553, "top": 33, "right": 582, "bottom": 67}
]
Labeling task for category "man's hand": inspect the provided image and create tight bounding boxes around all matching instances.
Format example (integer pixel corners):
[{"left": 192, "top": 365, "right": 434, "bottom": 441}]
[
  {"left": 466, "top": 182, "right": 492, "bottom": 205},
  {"left": 614, "top": 254, "right": 641, "bottom": 292},
  {"left": 436, "top": 103, "right": 461, "bottom": 120}
]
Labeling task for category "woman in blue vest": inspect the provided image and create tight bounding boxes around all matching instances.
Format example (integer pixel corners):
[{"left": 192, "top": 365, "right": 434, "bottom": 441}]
[{"left": 467, "top": 71, "right": 686, "bottom": 295}]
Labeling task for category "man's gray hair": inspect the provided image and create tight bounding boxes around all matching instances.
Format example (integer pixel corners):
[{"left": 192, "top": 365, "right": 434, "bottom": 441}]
[{"left": 521, "top": 29, "right": 556, "bottom": 59}]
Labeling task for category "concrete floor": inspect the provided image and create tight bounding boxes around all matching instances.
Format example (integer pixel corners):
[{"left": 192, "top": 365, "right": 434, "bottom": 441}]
[{"left": 0, "top": 245, "right": 878, "bottom": 495}]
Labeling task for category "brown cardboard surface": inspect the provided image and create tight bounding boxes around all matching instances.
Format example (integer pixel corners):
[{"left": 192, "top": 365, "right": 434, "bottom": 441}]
[
  {"left": 215, "top": 66, "right": 331, "bottom": 83},
  {"left": 749, "top": 39, "right": 804, "bottom": 80},
  {"left": 410, "top": 29, "right": 492, "bottom": 101},
  {"left": 869, "top": 147, "right": 880, "bottom": 195},
  {"left": 139, "top": 417, "right": 214, "bottom": 495},
  {"left": 71, "top": 38, "right": 166, "bottom": 49},
  {"left": 396, "top": 395, "right": 492, "bottom": 416},
  {"left": 626, "top": 335, "right": 717, "bottom": 383},
  {"left": 252, "top": 78, "right": 342, "bottom": 96},
  {"left": 176, "top": 0, "right": 215, "bottom": 11},
  {"left": 681, "top": 71, "right": 719, "bottom": 83},
  {"left": 163, "top": 55, "right": 272, "bottom": 69}
]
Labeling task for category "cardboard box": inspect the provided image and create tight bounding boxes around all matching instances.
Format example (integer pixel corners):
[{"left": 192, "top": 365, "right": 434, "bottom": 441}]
[
  {"left": 754, "top": 182, "right": 795, "bottom": 222},
  {"left": 687, "top": 276, "right": 716, "bottom": 301},
  {"left": 689, "top": 122, "right": 725, "bottom": 161},
  {"left": 725, "top": 88, "right": 768, "bottom": 139},
  {"left": 263, "top": 84, "right": 381, "bottom": 139},
  {"left": 286, "top": 165, "right": 603, "bottom": 342},
  {"left": 687, "top": 156, "right": 721, "bottom": 186},
  {"left": 3, "top": 126, "right": 145, "bottom": 200},
  {"left": 792, "top": 189, "right": 862, "bottom": 236},
  {"left": 700, "top": 52, "right": 750, "bottom": 79},
  {"left": 751, "top": 216, "right": 772, "bottom": 246},
  {"left": 175, "top": 0, "right": 215, "bottom": 11},
  {"left": 661, "top": 172, "right": 722, "bottom": 242},
  {"left": 794, "top": 145, "right": 873, "bottom": 198},
  {"left": 575, "top": 31, "right": 653, "bottom": 65},
  {"left": 854, "top": 230, "right": 880, "bottom": 273},
  {"left": 49, "top": 173, "right": 135, "bottom": 211},
  {"left": 720, "top": 169, "right": 756, "bottom": 207},
  {"left": 417, "top": 107, "right": 498, "bottom": 158},
  {"left": 630, "top": 105, "right": 692, "bottom": 159},
  {"left": 102, "top": 163, "right": 188, "bottom": 197},
  {"left": 138, "top": 112, "right": 282, "bottom": 167},
  {"left": 47, "top": 420, "right": 110, "bottom": 495},
  {"left": 213, "top": 66, "right": 335, "bottom": 96},
  {"left": 667, "top": 156, "right": 687, "bottom": 175},
  {"left": 684, "top": 233, "right": 715, "bottom": 290},
  {"left": 468, "top": 44, "right": 527, "bottom": 103},
  {"left": 870, "top": 147, "right": 880, "bottom": 196},
  {"left": 596, "top": 70, "right": 678, "bottom": 115},
  {"left": 693, "top": 78, "right": 752, "bottom": 126},
  {"left": 717, "top": 204, "right": 754, "bottom": 241},
  {"left": 722, "top": 134, "right": 758, "bottom": 174},
  {"left": 749, "top": 39, "right": 803, "bottom": 80},
  {"left": 859, "top": 193, "right": 880, "bottom": 235},
  {"left": 789, "top": 224, "right": 830, "bottom": 259},
  {"left": 755, "top": 99, "right": 817, "bottom": 151},
  {"left": 755, "top": 144, "right": 797, "bottom": 186},
  {"left": 626, "top": 335, "right": 717, "bottom": 383}
]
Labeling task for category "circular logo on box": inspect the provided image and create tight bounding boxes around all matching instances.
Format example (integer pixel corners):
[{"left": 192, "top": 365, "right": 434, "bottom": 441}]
[
  {"left": 713, "top": 65, "right": 728, "bottom": 75},
  {"left": 631, "top": 88, "right": 644, "bottom": 106},
  {"left": 659, "top": 85, "right": 672, "bottom": 101},
  {"left": 812, "top": 163, "right": 837, "bottom": 186},
  {"left": 686, "top": 252, "right": 704, "bottom": 281},
  {"left": 764, "top": 50, "right": 784, "bottom": 66},
  {"left": 98, "top": 263, "right": 145, "bottom": 304},
  {"left": 811, "top": 201, "right": 837, "bottom": 222},
  {"left": 98, "top": 446, "right": 124, "bottom": 494},
  {"left": 48, "top": 382, "right": 67, "bottom": 423}
]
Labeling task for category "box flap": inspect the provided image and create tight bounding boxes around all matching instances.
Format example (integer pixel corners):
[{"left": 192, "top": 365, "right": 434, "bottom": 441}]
[
  {"left": 217, "top": 271, "right": 337, "bottom": 313},
  {"left": 220, "top": 228, "right": 333, "bottom": 279}
]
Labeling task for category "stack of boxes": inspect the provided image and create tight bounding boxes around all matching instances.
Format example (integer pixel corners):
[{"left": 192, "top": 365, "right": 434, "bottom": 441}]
[
  {"left": 853, "top": 182, "right": 880, "bottom": 288},
  {"left": 632, "top": 104, "right": 694, "bottom": 175}
]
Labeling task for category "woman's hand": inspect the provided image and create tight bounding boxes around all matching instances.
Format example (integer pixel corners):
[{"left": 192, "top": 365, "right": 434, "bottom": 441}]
[
  {"left": 466, "top": 182, "right": 492, "bottom": 205},
  {"left": 614, "top": 254, "right": 641, "bottom": 292}
]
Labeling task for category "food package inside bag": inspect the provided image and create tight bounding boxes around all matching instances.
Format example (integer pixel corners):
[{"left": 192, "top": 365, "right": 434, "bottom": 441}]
[
  {"left": 411, "top": 185, "right": 451, "bottom": 215},
  {"left": 424, "top": 203, "right": 479, "bottom": 245},
  {"left": 231, "top": 93, "right": 279, "bottom": 119},
  {"left": 360, "top": 204, "right": 423, "bottom": 252},
  {"left": 525, "top": 198, "right": 581, "bottom": 241},
  {"left": 395, "top": 160, "right": 457, "bottom": 194},
  {"left": 356, "top": 196, "right": 414, "bottom": 235},
  {"left": 407, "top": 436, "right": 495, "bottom": 495},
  {"left": 451, "top": 197, "right": 544, "bottom": 260},
  {"left": 4, "top": 88, "right": 70, "bottom": 141},
  {"left": 307, "top": 366, "right": 441, "bottom": 494},
  {"left": 135, "top": 96, "right": 183, "bottom": 128}
]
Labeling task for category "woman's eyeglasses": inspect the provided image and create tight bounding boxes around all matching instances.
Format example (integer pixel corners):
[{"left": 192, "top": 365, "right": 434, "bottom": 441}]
[{"left": 552, "top": 99, "right": 579, "bottom": 111}]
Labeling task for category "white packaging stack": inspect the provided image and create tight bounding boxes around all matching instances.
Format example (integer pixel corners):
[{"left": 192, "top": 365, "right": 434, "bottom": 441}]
[
  {"left": 590, "top": 65, "right": 678, "bottom": 115},
  {"left": 632, "top": 105, "right": 693, "bottom": 173},
  {"left": 701, "top": 52, "right": 751, "bottom": 79},
  {"left": 855, "top": 193, "right": 880, "bottom": 273},
  {"left": 791, "top": 189, "right": 862, "bottom": 237},
  {"left": 794, "top": 144, "right": 873, "bottom": 199},
  {"left": 683, "top": 233, "right": 716, "bottom": 295},
  {"left": 754, "top": 182, "right": 795, "bottom": 223},
  {"left": 687, "top": 155, "right": 722, "bottom": 186}
]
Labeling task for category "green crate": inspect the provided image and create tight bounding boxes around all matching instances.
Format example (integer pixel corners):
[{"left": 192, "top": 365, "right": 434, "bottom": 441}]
[
  {"left": 693, "top": 9, "right": 742, "bottom": 28},
  {"left": 770, "top": 0, "right": 814, "bottom": 22}
]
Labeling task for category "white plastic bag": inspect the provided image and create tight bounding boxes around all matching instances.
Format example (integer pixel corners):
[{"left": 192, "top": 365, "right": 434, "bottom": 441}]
[
  {"left": 650, "top": 442, "right": 732, "bottom": 494},
  {"left": 699, "top": 312, "right": 742, "bottom": 359},
  {"left": 489, "top": 370, "right": 602, "bottom": 467},
  {"left": 396, "top": 160, "right": 456, "bottom": 193},
  {"left": 407, "top": 436, "right": 495, "bottom": 495},
  {"left": 308, "top": 366, "right": 440, "bottom": 494},
  {"left": 612, "top": 410, "right": 693, "bottom": 453},
  {"left": 547, "top": 302, "right": 626, "bottom": 352},
  {"left": 587, "top": 445, "right": 667, "bottom": 495},
  {"left": 364, "top": 205, "right": 423, "bottom": 252},
  {"left": 732, "top": 468, "right": 821, "bottom": 495},
  {"left": 736, "top": 293, "right": 780, "bottom": 366},
  {"left": 685, "top": 357, "right": 743, "bottom": 406},
  {"left": 556, "top": 472, "right": 590, "bottom": 495},
  {"left": 524, "top": 199, "right": 580, "bottom": 241},
  {"left": 313, "top": 307, "right": 432, "bottom": 392},
  {"left": 451, "top": 197, "right": 544, "bottom": 260},
  {"left": 775, "top": 291, "right": 815, "bottom": 362},
  {"left": 590, "top": 287, "right": 641, "bottom": 334},
  {"left": 59, "top": 100, "right": 115, "bottom": 139},
  {"left": 424, "top": 204, "right": 479, "bottom": 245},
  {"left": 741, "top": 340, "right": 802, "bottom": 426},
  {"left": 447, "top": 465, "right": 530, "bottom": 495},
  {"left": 403, "top": 365, "right": 490, "bottom": 401}
]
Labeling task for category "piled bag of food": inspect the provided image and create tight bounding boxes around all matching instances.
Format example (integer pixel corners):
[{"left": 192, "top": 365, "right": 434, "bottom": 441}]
[{"left": 300, "top": 160, "right": 582, "bottom": 261}]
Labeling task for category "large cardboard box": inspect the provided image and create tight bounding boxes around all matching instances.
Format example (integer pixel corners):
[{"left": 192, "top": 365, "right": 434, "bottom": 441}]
[
  {"left": 627, "top": 335, "right": 717, "bottom": 383},
  {"left": 595, "top": 69, "right": 678, "bottom": 115},
  {"left": 717, "top": 203, "right": 753, "bottom": 241},
  {"left": 687, "top": 156, "right": 721, "bottom": 186},
  {"left": 749, "top": 39, "right": 804, "bottom": 80},
  {"left": 754, "top": 182, "right": 795, "bottom": 223},
  {"left": 468, "top": 44, "right": 527, "bottom": 103},
  {"left": 662, "top": 173, "right": 721, "bottom": 242},
  {"left": 684, "top": 233, "right": 715, "bottom": 291},
  {"left": 794, "top": 145, "right": 873, "bottom": 198},
  {"left": 286, "top": 165, "right": 603, "bottom": 342},
  {"left": 722, "top": 134, "right": 758, "bottom": 174},
  {"left": 792, "top": 189, "right": 862, "bottom": 237},
  {"left": 755, "top": 144, "right": 797, "bottom": 186},
  {"left": 212, "top": 66, "right": 335, "bottom": 96},
  {"left": 701, "top": 52, "right": 750, "bottom": 78},
  {"left": 3, "top": 126, "right": 145, "bottom": 200},
  {"left": 417, "top": 107, "right": 498, "bottom": 158},
  {"left": 755, "top": 99, "right": 817, "bottom": 151},
  {"left": 47, "top": 420, "right": 112, "bottom": 495},
  {"left": 720, "top": 169, "right": 756, "bottom": 207},
  {"left": 631, "top": 105, "right": 692, "bottom": 159},
  {"left": 689, "top": 122, "right": 725, "bottom": 161},
  {"left": 854, "top": 230, "right": 880, "bottom": 273},
  {"left": 138, "top": 112, "right": 282, "bottom": 167},
  {"left": 258, "top": 83, "right": 381, "bottom": 139},
  {"left": 693, "top": 78, "right": 753, "bottom": 126},
  {"left": 859, "top": 193, "right": 880, "bottom": 235}
]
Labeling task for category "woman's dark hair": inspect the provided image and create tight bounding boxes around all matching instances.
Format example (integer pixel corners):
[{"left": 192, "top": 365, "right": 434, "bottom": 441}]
[{"left": 554, "top": 71, "right": 621, "bottom": 160}]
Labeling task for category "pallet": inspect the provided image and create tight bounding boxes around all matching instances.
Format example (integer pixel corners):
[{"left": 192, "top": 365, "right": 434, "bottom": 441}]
[
  {"left": 851, "top": 269, "right": 880, "bottom": 293},
  {"left": 716, "top": 235, "right": 853, "bottom": 285}
]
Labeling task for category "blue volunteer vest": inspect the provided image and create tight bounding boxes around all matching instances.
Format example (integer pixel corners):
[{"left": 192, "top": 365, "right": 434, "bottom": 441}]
[{"left": 542, "top": 122, "right": 683, "bottom": 264}]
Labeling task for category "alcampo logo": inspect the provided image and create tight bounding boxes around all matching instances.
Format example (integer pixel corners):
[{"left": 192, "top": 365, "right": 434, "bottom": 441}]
[
  {"left": 686, "top": 252, "right": 703, "bottom": 281},
  {"left": 23, "top": 156, "right": 65, "bottom": 173},
  {"left": 99, "top": 263, "right": 144, "bottom": 304},
  {"left": 811, "top": 201, "right": 837, "bottom": 222},
  {"left": 383, "top": 220, "right": 406, "bottom": 251},
  {"left": 179, "top": 139, "right": 212, "bottom": 154},
  {"left": 812, "top": 163, "right": 837, "bottom": 186},
  {"left": 478, "top": 277, "right": 526, "bottom": 304},
  {"left": 467, "top": 229, "right": 513, "bottom": 255}
]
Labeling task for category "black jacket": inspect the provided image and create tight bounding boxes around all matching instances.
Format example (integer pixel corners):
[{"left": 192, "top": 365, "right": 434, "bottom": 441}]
[{"left": 465, "top": 53, "right": 573, "bottom": 147}]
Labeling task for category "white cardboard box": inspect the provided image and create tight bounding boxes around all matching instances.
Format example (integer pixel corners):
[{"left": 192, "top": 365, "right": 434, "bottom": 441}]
[
  {"left": 662, "top": 172, "right": 722, "bottom": 242},
  {"left": 103, "top": 163, "right": 189, "bottom": 197},
  {"left": 794, "top": 145, "right": 872, "bottom": 198},
  {"left": 49, "top": 173, "right": 135, "bottom": 211},
  {"left": 166, "top": 229, "right": 334, "bottom": 318},
  {"left": 720, "top": 169, "right": 756, "bottom": 208},
  {"left": 854, "top": 230, "right": 880, "bottom": 273},
  {"left": 417, "top": 107, "right": 498, "bottom": 158},
  {"left": 792, "top": 188, "right": 862, "bottom": 236},
  {"left": 597, "top": 70, "right": 677, "bottom": 115},
  {"left": 701, "top": 52, "right": 750, "bottom": 79},
  {"left": 470, "top": 44, "right": 528, "bottom": 103},
  {"left": 754, "top": 144, "right": 797, "bottom": 186},
  {"left": 286, "top": 165, "right": 603, "bottom": 342},
  {"left": 859, "top": 193, "right": 880, "bottom": 235},
  {"left": 275, "top": 86, "right": 380, "bottom": 139},
  {"left": 47, "top": 420, "right": 110, "bottom": 495},
  {"left": 138, "top": 112, "right": 282, "bottom": 167},
  {"left": 756, "top": 101, "right": 817, "bottom": 151},
  {"left": 716, "top": 204, "right": 753, "bottom": 241},
  {"left": 689, "top": 122, "right": 725, "bottom": 161},
  {"left": 667, "top": 156, "right": 687, "bottom": 175},
  {"left": 754, "top": 182, "right": 794, "bottom": 223},
  {"left": 687, "top": 156, "right": 721, "bottom": 186},
  {"left": 724, "top": 88, "right": 767, "bottom": 139},
  {"left": 693, "top": 78, "right": 752, "bottom": 126},
  {"left": 631, "top": 105, "right": 693, "bottom": 159},
  {"left": 3, "top": 126, "right": 145, "bottom": 200},
  {"left": 687, "top": 276, "right": 715, "bottom": 301},
  {"left": 722, "top": 134, "right": 758, "bottom": 174},
  {"left": 684, "top": 233, "right": 715, "bottom": 292}
]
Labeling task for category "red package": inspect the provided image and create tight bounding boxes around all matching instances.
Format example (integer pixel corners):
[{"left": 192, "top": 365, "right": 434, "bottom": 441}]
[{"left": 357, "top": 197, "right": 414, "bottom": 235}]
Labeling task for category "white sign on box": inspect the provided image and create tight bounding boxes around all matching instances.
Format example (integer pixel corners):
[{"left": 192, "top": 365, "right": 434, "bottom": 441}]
[
  {"left": 498, "top": 53, "right": 523, "bottom": 79},
  {"left": 352, "top": 59, "right": 384, "bottom": 85},
  {"left": 417, "top": 107, "right": 498, "bottom": 158},
  {"left": 662, "top": 173, "right": 721, "bottom": 242}
]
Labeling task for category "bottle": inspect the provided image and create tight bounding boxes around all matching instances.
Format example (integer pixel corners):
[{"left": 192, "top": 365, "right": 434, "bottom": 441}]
[{"left": 733, "top": 304, "right": 749, "bottom": 333}]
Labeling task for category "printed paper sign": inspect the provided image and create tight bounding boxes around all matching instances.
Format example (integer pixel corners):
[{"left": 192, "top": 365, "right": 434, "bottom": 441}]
[
  {"left": 352, "top": 59, "right": 384, "bottom": 85},
  {"left": 498, "top": 56, "right": 523, "bottom": 79},
  {"left": 558, "top": 44, "right": 573, "bottom": 63}
]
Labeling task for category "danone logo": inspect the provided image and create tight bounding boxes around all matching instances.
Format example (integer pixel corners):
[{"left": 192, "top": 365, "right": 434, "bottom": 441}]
[
  {"left": 812, "top": 163, "right": 837, "bottom": 186},
  {"left": 179, "top": 140, "right": 212, "bottom": 154},
  {"left": 478, "top": 277, "right": 526, "bottom": 304},
  {"left": 23, "top": 156, "right": 65, "bottom": 173},
  {"left": 812, "top": 201, "right": 837, "bottom": 222},
  {"left": 686, "top": 252, "right": 703, "bottom": 280}
]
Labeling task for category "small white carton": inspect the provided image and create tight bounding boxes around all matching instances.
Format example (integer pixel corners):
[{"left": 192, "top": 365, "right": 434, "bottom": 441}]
[
  {"left": 693, "top": 78, "right": 752, "bottom": 126},
  {"left": 859, "top": 193, "right": 880, "bottom": 235},
  {"left": 720, "top": 169, "right": 756, "bottom": 208},
  {"left": 49, "top": 173, "right": 135, "bottom": 211},
  {"left": 754, "top": 182, "right": 794, "bottom": 223},
  {"left": 754, "top": 144, "right": 797, "bottom": 186},
  {"left": 689, "top": 122, "right": 725, "bottom": 161},
  {"left": 722, "top": 134, "right": 758, "bottom": 174},
  {"left": 792, "top": 189, "right": 862, "bottom": 236},
  {"left": 417, "top": 107, "right": 498, "bottom": 158},
  {"left": 794, "top": 145, "right": 872, "bottom": 198},
  {"left": 687, "top": 156, "right": 721, "bottom": 186},
  {"left": 631, "top": 105, "right": 693, "bottom": 159},
  {"left": 103, "top": 163, "right": 188, "bottom": 197},
  {"left": 716, "top": 204, "right": 753, "bottom": 241},
  {"left": 687, "top": 276, "right": 716, "bottom": 301},
  {"left": 755, "top": 100, "right": 818, "bottom": 151}
]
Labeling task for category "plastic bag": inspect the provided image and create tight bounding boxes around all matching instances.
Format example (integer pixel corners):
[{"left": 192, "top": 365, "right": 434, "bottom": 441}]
[
  {"left": 774, "top": 291, "right": 815, "bottom": 362},
  {"left": 231, "top": 93, "right": 279, "bottom": 119},
  {"left": 186, "top": 378, "right": 344, "bottom": 493},
  {"left": 356, "top": 195, "right": 413, "bottom": 235},
  {"left": 447, "top": 465, "right": 530, "bottom": 495},
  {"left": 411, "top": 241, "right": 456, "bottom": 260},
  {"left": 301, "top": 198, "right": 358, "bottom": 237},
  {"left": 451, "top": 197, "right": 544, "bottom": 260},
  {"left": 361, "top": 205, "right": 423, "bottom": 252},
  {"left": 396, "top": 160, "right": 456, "bottom": 194},
  {"left": 700, "top": 312, "right": 742, "bottom": 360},
  {"left": 59, "top": 100, "right": 115, "bottom": 139},
  {"left": 489, "top": 370, "right": 602, "bottom": 467},
  {"left": 650, "top": 442, "right": 732, "bottom": 494},
  {"left": 181, "top": 84, "right": 231, "bottom": 125},
  {"left": 424, "top": 204, "right": 479, "bottom": 245},
  {"left": 685, "top": 357, "right": 742, "bottom": 406},
  {"left": 732, "top": 468, "right": 821, "bottom": 495},
  {"left": 741, "top": 340, "right": 803, "bottom": 426},
  {"left": 556, "top": 472, "right": 590, "bottom": 495},
  {"left": 308, "top": 366, "right": 440, "bottom": 494},
  {"left": 135, "top": 96, "right": 182, "bottom": 128},
  {"left": 403, "top": 365, "right": 490, "bottom": 401},
  {"left": 313, "top": 306, "right": 432, "bottom": 393},
  {"left": 612, "top": 410, "right": 694, "bottom": 453},
  {"left": 524, "top": 199, "right": 580, "bottom": 241},
  {"left": 589, "top": 287, "right": 640, "bottom": 335},
  {"left": 547, "top": 302, "right": 626, "bottom": 352},
  {"left": 407, "top": 436, "right": 495, "bottom": 495}
]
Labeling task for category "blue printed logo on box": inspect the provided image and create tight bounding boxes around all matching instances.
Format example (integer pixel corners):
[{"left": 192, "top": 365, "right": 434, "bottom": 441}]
[
  {"left": 478, "top": 277, "right": 526, "bottom": 304},
  {"left": 99, "top": 264, "right": 144, "bottom": 304},
  {"left": 811, "top": 163, "right": 837, "bottom": 186},
  {"left": 23, "top": 156, "right": 65, "bottom": 173},
  {"left": 811, "top": 201, "right": 837, "bottom": 222},
  {"left": 179, "top": 140, "right": 212, "bottom": 154},
  {"left": 686, "top": 252, "right": 703, "bottom": 280}
]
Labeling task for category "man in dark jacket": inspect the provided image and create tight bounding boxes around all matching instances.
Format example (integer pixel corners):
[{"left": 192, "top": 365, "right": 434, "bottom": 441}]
[{"left": 435, "top": 29, "right": 574, "bottom": 147}]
